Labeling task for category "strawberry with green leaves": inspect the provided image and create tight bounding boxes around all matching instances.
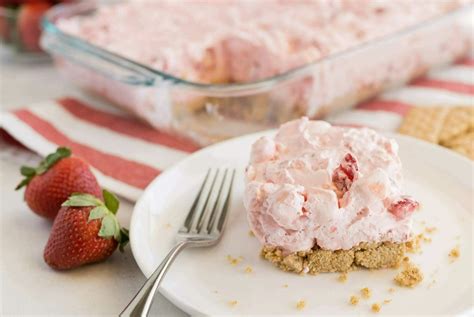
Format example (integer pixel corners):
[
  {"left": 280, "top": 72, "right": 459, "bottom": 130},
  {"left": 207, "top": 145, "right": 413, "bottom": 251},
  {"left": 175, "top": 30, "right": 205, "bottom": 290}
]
[
  {"left": 16, "top": 147, "right": 101, "bottom": 219},
  {"left": 44, "top": 190, "right": 129, "bottom": 270}
]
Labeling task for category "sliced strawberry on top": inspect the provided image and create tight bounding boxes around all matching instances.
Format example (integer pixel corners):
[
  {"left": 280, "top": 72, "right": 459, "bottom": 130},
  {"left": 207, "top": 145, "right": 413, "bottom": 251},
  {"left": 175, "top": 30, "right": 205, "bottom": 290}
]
[
  {"left": 44, "top": 190, "right": 129, "bottom": 270},
  {"left": 16, "top": 147, "right": 102, "bottom": 220},
  {"left": 388, "top": 196, "right": 419, "bottom": 220},
  {"left": 332, "top": 153, "right": 359, "bottom": 197}
]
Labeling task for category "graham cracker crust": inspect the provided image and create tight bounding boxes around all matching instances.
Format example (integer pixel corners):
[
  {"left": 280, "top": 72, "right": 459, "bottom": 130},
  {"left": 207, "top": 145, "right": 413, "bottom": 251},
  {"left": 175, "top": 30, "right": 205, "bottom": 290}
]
[{"left": 261, "top": 242, "right": 406, "bottom": 274}]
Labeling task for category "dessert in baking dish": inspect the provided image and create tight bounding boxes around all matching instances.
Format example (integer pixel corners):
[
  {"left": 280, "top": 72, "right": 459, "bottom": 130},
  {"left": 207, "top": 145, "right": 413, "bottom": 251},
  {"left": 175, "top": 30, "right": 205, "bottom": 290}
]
[
  {"left": 244, "top": 118, "right": 419, "bottom": 273},
  {"left": 49, "top": 0, "right": 472, "bottom": 145},
  {"left": 58, "top": 0, "right": 470, "bottom": 85}
]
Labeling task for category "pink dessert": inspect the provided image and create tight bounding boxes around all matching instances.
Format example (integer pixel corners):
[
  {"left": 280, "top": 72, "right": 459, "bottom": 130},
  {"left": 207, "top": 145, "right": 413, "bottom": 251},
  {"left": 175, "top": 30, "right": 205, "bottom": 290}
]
[
  {"left": 58, "top": 0, "right": 470, "bottom": 84},
  {"left": 49, "top": 0, "right": 472, "bottom": 145},
  {"left": 244, "top": 118, "right": 419, "bottom": 273}
]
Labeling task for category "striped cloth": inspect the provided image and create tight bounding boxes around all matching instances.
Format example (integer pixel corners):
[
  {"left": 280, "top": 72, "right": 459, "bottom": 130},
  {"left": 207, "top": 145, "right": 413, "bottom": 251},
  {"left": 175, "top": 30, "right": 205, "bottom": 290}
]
[{"left": 1, "top": 58, "right": 473, "bottom": 201}]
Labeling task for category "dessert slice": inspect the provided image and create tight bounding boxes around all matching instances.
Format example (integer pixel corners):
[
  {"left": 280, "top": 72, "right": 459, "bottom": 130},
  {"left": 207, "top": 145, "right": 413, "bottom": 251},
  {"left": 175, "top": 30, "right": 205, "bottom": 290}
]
[{"left": 244, "top": 118, "right": 419, "bottom": 274}]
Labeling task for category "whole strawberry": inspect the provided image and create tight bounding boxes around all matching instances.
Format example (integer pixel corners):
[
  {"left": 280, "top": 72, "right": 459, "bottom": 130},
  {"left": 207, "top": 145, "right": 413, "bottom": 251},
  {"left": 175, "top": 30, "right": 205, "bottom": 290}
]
[
  {"left": 16, "top": 147, "right": 101, "bottom": 219},
  {"left": 44, "top": 190, "right": 129, "bottom": 270}
]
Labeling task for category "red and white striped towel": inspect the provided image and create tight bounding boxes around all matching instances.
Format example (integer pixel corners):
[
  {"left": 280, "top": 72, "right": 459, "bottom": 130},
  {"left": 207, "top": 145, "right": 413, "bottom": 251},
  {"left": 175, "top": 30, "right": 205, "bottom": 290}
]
[{"left": 1, "top": 58, "right": 473, "bottom": 201}]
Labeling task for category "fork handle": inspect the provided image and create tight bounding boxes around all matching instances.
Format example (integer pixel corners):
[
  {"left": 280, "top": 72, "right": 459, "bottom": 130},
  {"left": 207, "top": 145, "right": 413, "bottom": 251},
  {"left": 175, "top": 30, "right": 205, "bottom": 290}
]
[{"left": 120, "top": 241, "right": 188, "bottom": 317}]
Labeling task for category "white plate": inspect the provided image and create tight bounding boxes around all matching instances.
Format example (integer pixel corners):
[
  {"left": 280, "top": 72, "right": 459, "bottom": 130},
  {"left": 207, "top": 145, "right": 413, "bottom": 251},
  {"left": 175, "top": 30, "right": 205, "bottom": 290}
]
[{"left": 130, "top": 132, "right": 473, "bottom": 316}]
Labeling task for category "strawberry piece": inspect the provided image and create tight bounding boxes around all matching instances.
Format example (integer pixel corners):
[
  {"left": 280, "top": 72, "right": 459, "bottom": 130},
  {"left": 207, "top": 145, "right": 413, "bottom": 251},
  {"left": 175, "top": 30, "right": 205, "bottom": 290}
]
[
  {"left": 17, "top": 1, "right": 51, "bottom": 51},
  {"left": 332, "top": 153, "right": 359, "bottom": 195},
  {"left": 16, "top": 147, "right": 101, "bottom": 220},
  {"left": 44, "top": 190, "right": 129, "bottom": 270},
  {"left": 388, "top": 197, "right": 419, "bottom": 220}
]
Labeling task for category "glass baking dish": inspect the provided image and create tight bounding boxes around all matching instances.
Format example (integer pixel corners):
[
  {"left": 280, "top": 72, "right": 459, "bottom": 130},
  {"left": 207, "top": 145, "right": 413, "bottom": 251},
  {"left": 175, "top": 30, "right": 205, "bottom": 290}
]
[{"left": 41, "top": 1, "right": 473, "bottom": 145}]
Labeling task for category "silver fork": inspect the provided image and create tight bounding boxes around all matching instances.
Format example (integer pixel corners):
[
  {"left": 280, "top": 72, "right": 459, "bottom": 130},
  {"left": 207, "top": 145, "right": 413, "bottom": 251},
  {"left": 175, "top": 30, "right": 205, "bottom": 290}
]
[{"left": 120, "top": 168, "right": 235, "bottom": 317}]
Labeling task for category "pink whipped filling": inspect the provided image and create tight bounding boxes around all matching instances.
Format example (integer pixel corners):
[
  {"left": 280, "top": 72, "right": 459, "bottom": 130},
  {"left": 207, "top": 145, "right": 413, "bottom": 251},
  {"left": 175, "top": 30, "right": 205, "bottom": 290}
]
[
  {"left": 57, "top": 0, "right": 468, "bottom": 84},
  {"left": 244, "top": 118, "right": 419, "bottom": 252}
]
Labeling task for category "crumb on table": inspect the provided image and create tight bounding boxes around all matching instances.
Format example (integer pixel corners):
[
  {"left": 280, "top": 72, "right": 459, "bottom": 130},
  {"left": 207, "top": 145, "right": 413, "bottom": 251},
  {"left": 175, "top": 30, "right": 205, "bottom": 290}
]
[
  {"left": 361, "top": 287, "right": 371, "bottom": 299},
  {"left": 338, "top": 272, "right": 348, "bottom": 283},
  {"left": 448, "top": 246, "right": 460, "bottom": 261},
  {"left": 296, "top": 300, "right": 306, "bottom": 310},
  {"left": 371, "top": 303, "right": 381, "bottom": 313},
  {"left": 349, "top": 296, "right": 359, "bottom": 306},
  {"left": 394, "top": 264, "right": 423, "bottom": 287}
]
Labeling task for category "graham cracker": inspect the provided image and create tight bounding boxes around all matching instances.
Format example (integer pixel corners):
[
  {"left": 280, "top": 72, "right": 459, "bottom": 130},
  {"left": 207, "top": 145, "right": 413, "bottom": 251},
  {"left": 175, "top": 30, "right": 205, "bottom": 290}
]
[
  {"left": 439, "top": 107, "right": 474, "bottom": 145},
  {"left": 398, "top": 107, "right": 449, "bottom": 143},
  {"left": 445, "top": 130, "right": 474, "bottom": 160},
  {"left": 261, "top": 242, "right": 405, "bottom": 274},
  {"left": 398, "top": 106, "right": 474, "bottom": 160}
]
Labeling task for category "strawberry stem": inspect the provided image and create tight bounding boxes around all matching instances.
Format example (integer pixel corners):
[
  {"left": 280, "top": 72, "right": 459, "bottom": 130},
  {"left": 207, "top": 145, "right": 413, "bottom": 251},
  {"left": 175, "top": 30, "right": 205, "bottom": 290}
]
[
  {"left": 63, "top": 191, "right": 129, "bottom": 250},
  {"left": 15, "top": 147, "right": 72, "bottom": 190},
  {"left": 103, "top": 189, "right": 119, "bottom": 214},
  {"left": 63, "top": 193, "right": 103, "bottom": 208},
  {"left": 118, "top": 228, "right": 130, "bottom": 252}
]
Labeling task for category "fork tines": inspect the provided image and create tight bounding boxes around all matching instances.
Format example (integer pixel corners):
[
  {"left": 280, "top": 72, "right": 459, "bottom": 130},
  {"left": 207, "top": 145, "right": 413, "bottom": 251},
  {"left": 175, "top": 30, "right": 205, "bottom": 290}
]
[{"left": 180, "top": 168, "right": 235, "bottom": 235}]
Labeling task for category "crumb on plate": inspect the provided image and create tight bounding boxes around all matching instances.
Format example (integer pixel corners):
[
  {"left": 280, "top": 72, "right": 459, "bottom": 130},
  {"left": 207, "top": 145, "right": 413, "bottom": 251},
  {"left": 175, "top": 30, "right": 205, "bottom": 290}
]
[
  {"left": 406, "top": 233, "right": 427, "bottom": 253},
  {"left": 227, "top": 255, "right": 243, "bottom": 266},
  {"left": 383, "top": 299, "right": 392, "bottom": 304},
  {"left": 449, "top": 246, "right": 460, "bottom": 261},
  {"left": 371, "top": 303, "right": 381, "bottom": 313},
  {"left": 425, "top": 226, "right": 437, "bottom": 234},
  {"left": 361, "top": 287, "right": 371, "bottom": 299},
  {"left": 394, "top": 263, "right": 423, "bottom": 287},
  {"left": 283, "top": 284, "right": 289, "bottom": 288},
  {"left": 244, "top": 266, "right": 253, "bottom": 273},
  {"left": 388, "top": 287, "right": 395, "bottom": 293},
  {"left": 228, "top": 300, "right": 238, "bottom": 307},
  {"left": 338, "top": 272, "right": 348, "bottom": 283},
  {"left": 429, "top": 268, "right": 439, "bottom": 277},
  {"left": 248, "top": 230, "right": 255, "bottom": 237},
  {"left": 427, "top": 279, "right": 437, "bottom": 289},
  {"left": 296, "top": 300, "right": 306, "bottom": 310},
  {"left": 349, "top": 296, "right": 359, "bottom": 306}
]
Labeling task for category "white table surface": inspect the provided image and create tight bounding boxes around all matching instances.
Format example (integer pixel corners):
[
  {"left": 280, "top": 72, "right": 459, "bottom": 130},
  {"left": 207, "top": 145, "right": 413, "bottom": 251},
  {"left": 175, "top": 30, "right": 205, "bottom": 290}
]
[{"left": 0, "top": 46, "right": 187, "bottom": 316}]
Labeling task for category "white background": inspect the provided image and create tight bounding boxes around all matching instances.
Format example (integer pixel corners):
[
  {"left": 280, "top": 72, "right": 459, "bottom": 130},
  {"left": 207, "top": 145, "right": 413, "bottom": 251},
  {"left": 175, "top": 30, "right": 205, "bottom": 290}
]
[{"left": 0, "top": 45, "right": 187, "bottom": 316}]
